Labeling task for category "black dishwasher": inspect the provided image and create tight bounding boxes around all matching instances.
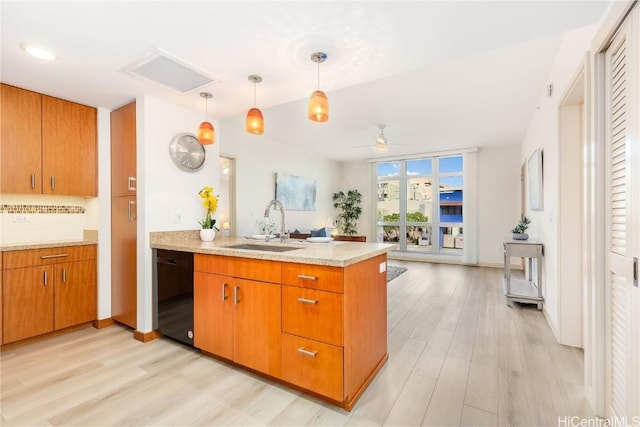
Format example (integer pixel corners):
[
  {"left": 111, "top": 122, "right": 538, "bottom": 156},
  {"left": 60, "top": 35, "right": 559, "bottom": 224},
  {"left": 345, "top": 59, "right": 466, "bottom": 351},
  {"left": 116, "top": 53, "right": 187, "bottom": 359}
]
[{"left": 156, "top": 249, "right": 194, "bottom": 346}]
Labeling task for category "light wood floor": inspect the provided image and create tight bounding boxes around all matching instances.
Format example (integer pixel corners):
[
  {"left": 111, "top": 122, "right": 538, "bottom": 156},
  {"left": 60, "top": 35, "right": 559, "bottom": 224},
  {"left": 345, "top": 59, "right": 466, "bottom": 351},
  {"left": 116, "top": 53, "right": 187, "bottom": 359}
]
[{"left": 1, "top": 261, "right": 593, "bottom": 426}]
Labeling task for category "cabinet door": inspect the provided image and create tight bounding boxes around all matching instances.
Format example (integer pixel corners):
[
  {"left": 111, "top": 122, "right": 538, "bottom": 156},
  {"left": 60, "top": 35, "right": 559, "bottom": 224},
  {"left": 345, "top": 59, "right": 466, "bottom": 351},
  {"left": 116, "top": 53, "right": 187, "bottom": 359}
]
[
  {"left": 233, "top": 279, "right": 282, "bottom": 377},
  {"left": 110, "top": 101, "right": 137, "bottom": 197},
  {"left": 194, "top": 272, "right": 234, "bottom": 359},
  {"left": 54, "top": 260, "right": 97, "bottom": 330},
  {"left": 0, "top": 84, "right": 42, "bottom": 194},
  {"left": 3, "top": 266, "right": 54, "bottom": 343},
  {"left": 111, "top": 196, "right": 137, "bottom": 328},
  {"left": 41, "top": 95, "right": 97, "bottom": 196}
]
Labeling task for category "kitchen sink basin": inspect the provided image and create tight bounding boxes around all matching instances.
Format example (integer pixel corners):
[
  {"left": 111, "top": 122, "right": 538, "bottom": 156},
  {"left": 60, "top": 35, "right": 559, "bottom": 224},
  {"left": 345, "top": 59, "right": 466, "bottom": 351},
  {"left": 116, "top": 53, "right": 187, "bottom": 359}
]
[{"left": 226, "top": 244, "right": 302, "bottom": 252}]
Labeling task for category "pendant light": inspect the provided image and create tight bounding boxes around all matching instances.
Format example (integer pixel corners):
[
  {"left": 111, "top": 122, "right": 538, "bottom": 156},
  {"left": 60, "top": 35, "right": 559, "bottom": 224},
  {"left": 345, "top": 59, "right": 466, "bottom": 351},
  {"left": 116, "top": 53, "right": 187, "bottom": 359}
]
[
  {"left": 308, "top": 52, "right": 329, "bottom": 123},
  {"left": 246, "top": 75, "right": 264, "bottom": 135},
  {"left": 198, "top": 92, "right": 215, "bottom": 145}
]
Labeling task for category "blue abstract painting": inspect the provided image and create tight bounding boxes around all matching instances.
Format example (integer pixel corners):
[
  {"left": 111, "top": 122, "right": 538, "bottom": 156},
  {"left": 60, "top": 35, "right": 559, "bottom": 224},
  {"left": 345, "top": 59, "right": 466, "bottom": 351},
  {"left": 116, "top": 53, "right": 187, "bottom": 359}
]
[{"left": 275, "top": 173, "right": 317, "bottom": 211}]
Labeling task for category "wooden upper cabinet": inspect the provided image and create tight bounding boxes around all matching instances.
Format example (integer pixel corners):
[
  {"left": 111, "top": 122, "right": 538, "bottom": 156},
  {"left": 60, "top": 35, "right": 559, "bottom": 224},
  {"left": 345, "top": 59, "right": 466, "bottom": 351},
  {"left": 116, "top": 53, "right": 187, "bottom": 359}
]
[
  {"left": 110, "top": 101, "right": 136, "bottom": 197},
  {"left": 42, "top": 95, "right": 97, "bottom": 196},
  {"left": 1, "top": 84, "right": 42, "bottom": 194}
]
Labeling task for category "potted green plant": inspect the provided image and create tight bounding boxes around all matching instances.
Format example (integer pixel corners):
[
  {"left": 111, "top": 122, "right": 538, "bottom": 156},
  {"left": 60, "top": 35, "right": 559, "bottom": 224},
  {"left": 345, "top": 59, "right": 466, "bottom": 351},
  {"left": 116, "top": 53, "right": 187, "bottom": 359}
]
[
  {"left": 511, "top": 215, "right": 531, "bottom": 240},
  {"left": 332, "top": 189, "right": 363, "bottom": 236}
]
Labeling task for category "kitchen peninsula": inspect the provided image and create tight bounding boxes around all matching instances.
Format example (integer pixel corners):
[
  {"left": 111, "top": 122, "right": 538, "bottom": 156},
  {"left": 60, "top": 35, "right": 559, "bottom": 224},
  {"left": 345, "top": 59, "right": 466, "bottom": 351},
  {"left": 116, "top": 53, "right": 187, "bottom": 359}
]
[{"left": 150, "top": 231, "right": 396, "bottom": 410}]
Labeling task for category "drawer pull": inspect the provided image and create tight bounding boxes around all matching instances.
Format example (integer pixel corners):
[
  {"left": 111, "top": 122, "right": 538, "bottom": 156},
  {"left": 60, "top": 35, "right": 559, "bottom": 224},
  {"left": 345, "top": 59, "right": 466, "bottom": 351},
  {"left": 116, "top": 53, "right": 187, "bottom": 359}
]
[
  {"left": 222, "top": 283, "right": 228, "bottom": 301},
  {"left": 40, "top": 253, "right": 69, "bottom": 259},
  {"left": 297, "top": 274, "right": 318, "bottom": 281},
  {"left": 128, "top": 176, "right": 137, "bottom": 191},
  {"left": 297, "top": 347, "right": 318, "bottom": 357},
  {"left": 297, "top": 297, "right": 318, "bottom": 305}
]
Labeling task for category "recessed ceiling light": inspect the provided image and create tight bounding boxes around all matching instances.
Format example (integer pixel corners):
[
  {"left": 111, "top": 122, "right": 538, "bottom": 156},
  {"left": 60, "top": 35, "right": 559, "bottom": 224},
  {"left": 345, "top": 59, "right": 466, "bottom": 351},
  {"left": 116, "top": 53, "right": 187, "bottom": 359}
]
[{"left": 21, "top": 43, "right": 57, "bottom": 61}]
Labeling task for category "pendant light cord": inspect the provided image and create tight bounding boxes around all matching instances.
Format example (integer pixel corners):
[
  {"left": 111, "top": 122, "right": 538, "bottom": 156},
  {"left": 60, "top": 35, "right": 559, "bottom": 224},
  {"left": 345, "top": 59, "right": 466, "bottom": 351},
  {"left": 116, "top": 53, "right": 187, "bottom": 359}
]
[
  {"left": 253, "top": 82, "right": 257, "bottom": 107},
  {"left": 317, "top": 60, "right": 320, "bottom": 90}
]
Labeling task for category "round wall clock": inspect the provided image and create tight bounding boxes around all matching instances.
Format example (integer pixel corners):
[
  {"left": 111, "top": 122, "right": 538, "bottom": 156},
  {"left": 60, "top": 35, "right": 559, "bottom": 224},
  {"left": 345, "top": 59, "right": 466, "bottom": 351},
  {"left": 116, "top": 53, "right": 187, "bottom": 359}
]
[{"left": 169, "top": 133, "right": 206, "bottom": 172}]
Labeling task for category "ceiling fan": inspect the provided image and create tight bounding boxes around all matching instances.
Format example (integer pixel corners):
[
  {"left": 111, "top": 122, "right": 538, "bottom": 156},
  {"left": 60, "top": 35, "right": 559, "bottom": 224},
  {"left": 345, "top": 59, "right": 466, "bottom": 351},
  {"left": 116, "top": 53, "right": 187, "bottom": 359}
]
[{"left": 352, "top": 124, "right": 414, "bottom": 153}]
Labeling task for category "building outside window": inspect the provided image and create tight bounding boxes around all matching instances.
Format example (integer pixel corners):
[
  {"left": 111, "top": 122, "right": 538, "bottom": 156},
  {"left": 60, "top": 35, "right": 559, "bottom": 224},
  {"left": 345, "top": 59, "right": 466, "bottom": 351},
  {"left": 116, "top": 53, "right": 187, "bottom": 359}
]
[{"left": 376, "top": 155, "right": 464, "bottom": 256}]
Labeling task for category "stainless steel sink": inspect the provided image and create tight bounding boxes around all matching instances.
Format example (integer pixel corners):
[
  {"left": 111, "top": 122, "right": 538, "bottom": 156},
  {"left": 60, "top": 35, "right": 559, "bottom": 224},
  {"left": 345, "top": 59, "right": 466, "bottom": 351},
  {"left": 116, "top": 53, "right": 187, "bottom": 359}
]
[{"left": 226, "top": 244, "right": 302, "bottom": 252}]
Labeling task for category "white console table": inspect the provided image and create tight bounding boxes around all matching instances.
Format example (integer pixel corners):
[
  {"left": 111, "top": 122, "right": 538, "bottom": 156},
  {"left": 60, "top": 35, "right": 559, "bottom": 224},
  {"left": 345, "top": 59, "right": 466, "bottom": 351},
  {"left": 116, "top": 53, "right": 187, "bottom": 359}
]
[{"left": 503, "top": 238, "right": 543, "bottom": 310}]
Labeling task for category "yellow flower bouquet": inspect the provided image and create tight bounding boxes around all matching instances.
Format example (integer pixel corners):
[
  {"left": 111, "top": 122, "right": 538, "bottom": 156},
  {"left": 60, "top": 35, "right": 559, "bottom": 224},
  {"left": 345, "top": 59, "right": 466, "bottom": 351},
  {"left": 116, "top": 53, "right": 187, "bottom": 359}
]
[{"left": 198, "top": 186, "right": 219, "bottom": 230}]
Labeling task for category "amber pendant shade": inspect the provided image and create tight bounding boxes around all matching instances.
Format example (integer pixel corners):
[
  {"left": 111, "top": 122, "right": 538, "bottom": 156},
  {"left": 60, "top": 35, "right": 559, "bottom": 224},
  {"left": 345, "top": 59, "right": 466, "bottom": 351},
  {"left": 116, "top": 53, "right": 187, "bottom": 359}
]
[
  {"left": 245, "top": 108, "right": 264, "bottom": 135},
  {"left": 308, "top": 90, "right": 329, "bottom": 122},
  {"left": 198, "top": 121, "right": 215, "bottom": 145}
]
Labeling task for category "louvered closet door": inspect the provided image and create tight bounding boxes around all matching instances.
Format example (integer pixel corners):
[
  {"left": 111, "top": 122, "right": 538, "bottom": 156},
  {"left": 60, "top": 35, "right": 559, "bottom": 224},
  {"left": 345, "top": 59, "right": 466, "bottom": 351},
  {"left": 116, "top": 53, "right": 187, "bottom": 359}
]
[{"left": 604, "top": 5, "right": 639, "bottom": 418}]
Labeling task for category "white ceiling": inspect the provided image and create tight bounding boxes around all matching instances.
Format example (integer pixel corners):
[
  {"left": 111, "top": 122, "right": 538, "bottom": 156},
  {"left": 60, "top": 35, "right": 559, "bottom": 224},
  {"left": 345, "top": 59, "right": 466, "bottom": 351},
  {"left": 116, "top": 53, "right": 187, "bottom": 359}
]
[{"left": 1, "top": 1, "right": 611, "bottom": 161}]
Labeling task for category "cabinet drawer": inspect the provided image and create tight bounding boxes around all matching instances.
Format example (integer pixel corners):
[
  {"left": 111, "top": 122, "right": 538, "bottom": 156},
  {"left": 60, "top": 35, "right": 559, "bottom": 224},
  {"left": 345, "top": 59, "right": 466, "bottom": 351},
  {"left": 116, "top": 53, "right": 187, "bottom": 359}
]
[
  {"left": 282, "top": 285, "right": 343, "bottom": 346},
  {"left": 3, "top": 245, "right": 96, "bottom": 269},
  {"left": 195, "top": 254, "right": 281, "bottom": 283},
  {"left": 281, "top": 262, "right": 343, "bottom": 293},
  {"left": 281, "top": 333, "right": 343, "bottom": 402}
]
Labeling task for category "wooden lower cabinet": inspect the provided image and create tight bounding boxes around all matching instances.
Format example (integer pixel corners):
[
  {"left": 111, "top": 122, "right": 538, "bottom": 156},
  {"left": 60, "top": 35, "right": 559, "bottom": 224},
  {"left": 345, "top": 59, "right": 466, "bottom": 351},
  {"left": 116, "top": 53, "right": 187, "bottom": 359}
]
[
  {"left": 3, "top": 266, "right": 54, "bottom": 343},
  {"left": 194, "top": 268, "right": 282, "bottom": 377},
  {"left": 233, "top": 278, "right": 281, "bottom": 377},
  {"left": 54, "top": 260, "right": 97, "bottom": 330},
  {"left": 194, "top": 272, "right": 234, "bottom": 360},
  {"left": 2, "top": 245, "right": 97, "bottom": 344},
  {"left": 194, "top": 252, "right": 388, "bottom": 410},
  {"left": 281, "top": 333, "right": 343, "bottom": 401}
]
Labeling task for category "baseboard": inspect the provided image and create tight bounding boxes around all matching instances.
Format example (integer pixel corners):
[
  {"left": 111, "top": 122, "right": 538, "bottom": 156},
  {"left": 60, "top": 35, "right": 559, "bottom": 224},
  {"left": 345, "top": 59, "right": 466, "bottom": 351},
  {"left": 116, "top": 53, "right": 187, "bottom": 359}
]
[
  {"left": 93, "top": 318, "right": 115, "bottom": 329},
  {"left": 0, "top": 322, "right": 93, "bottom": 351},
  {"left": 133, "top": 329, "right": 161, "bottom": 343}
]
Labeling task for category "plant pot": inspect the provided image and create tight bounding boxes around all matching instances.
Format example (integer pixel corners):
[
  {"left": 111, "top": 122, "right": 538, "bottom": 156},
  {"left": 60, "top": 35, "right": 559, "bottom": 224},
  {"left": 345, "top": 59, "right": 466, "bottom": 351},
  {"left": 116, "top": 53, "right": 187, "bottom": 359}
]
[
  {"left": 512, "top": 233, "right": 529, "bottom": 241},
  {"left": 200, "top": 229, "right": 216, "bottom": 242}
]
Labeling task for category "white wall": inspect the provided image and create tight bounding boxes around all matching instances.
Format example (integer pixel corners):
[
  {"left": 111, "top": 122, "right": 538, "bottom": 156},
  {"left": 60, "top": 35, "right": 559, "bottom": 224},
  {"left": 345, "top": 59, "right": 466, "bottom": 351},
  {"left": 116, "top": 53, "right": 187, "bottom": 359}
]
[
  {"left": 339, "top": 160, "right": 373, "bottom": 239},
  {"left": 477, "top": 145, "right": 522, "bottom": 266},
  {"left": 520, "top": 24, "right": 598, "bottom": 343},
  {"left": 137, "top": 95, "right": 220, "bottom": 333},
  {"left": 219, "top": 123, "right": 341, "bottom": 237},
  {"left": 95, "top": 107, "right": 111, "bottom": 320}
]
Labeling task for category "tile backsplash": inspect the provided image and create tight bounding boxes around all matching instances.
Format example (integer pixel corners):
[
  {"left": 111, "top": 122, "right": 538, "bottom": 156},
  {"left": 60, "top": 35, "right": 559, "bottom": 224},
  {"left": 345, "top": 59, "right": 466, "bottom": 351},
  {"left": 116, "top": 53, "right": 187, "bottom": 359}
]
[
  {"left": 0, "top": 204, "right": 86, "bottom": 214},
  {"left": 0, "top": 195, "right": 90, "bottom": 245}
]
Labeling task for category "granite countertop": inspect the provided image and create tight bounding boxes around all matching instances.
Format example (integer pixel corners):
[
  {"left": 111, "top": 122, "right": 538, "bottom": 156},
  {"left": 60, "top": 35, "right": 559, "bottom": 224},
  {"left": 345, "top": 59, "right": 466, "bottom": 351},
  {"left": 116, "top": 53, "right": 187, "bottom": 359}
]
[
  {"left": 0, "top": 231, "right": 98, "bottom": 252},
  {"left": 150, "top": 231, "right": 397, "bottom": 267}
]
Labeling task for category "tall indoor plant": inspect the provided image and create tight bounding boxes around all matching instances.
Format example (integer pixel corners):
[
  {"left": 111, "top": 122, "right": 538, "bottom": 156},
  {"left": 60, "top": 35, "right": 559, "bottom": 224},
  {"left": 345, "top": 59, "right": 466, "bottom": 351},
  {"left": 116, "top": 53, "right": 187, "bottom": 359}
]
[{"left": 332, "top": 189, "right": 363, "bottom": 236}]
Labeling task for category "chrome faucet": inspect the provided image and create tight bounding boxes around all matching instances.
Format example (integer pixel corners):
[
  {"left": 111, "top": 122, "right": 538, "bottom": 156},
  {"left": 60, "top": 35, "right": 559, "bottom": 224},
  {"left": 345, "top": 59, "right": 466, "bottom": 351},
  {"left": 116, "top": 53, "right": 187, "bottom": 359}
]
[{"left": 264, "top": 199, "right": 287, "bottom": 242}]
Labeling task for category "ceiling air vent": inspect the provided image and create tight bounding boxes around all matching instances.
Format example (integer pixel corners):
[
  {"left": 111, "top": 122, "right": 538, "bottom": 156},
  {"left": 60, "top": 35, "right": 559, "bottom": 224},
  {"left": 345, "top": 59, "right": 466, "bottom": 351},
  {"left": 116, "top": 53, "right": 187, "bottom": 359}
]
[{"left": 126, "top": 49, "right": 217, "bottom": 93}]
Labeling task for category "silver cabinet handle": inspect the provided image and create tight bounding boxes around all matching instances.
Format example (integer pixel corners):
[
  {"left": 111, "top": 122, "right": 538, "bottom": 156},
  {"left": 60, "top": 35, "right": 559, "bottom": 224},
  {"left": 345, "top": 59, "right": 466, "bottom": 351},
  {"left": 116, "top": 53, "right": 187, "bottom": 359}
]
[
  {"left": 31, "top": 173, "right": 36, "bottom": 189},
  {"left": 297, "top": 297, "right": 318, "bottom": 304},
  {"left": 40, "top": 253, "right": 68, "bottom": 259},
  {"left": 222, "top": 283, "right": 228, "bottom": 301},
  {"left": 297, "top": 347, "right": 318, "bottom": 357},
  {"left": 62, "top": 268, "right": 67, "bottom": 284},
  {"left": 297, "top": 274, "right": 318, "bottom": 281},
  {"left": 43, "top": 270, "right": 48, "bottom": 286},
  {"left": 233, "top": 286, "right": 239, "bottom": 304},
  {"left": 128, "top": 176, "right": 137, "bottom": 191},
  {"left": 128, "top": 200, "right": 136, "bottom": 222},
  {"left": 634, "top": 257, "right": 638, "bottom": 288},
  {"left": 50, "top": 175, "right": 55, "bottom": 190}
]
